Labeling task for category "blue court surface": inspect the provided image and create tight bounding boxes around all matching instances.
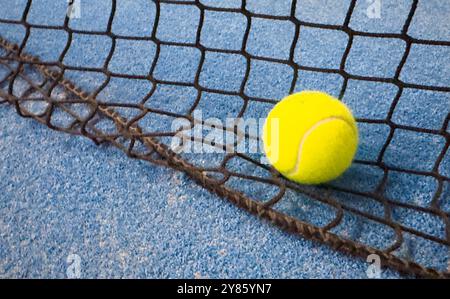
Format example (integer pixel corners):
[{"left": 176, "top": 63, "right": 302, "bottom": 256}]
[{"left": 0, "top": 0, "right": 449, "bottom": 278}]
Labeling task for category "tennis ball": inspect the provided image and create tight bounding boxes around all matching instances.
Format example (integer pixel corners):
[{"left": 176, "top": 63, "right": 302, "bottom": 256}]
[{"left": 262, "top": 91, "right": 358, "bottom": 185}]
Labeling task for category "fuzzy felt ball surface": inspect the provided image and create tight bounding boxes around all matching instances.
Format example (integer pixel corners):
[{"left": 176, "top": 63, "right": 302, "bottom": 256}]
[{"left": 263, "top": 91, "right": 358, "bottom": 184}]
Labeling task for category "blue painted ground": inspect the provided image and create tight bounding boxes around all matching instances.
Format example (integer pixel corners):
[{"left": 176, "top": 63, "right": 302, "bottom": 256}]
[
  {"left": 0, "top": 105, "right": 402, "bottom": 278},
  {"left": 1, "top": 0, "right": 449, "bottom": 278}
]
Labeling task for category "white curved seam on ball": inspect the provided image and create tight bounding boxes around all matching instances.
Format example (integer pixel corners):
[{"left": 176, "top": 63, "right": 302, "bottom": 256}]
[{"left": 286, "top": 116, "right": 356, "bottom": 177}]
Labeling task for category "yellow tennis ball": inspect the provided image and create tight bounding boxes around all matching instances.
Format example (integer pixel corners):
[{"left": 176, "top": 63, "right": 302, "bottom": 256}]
[{"left": 263, "top": 91, "right": 358, "bottom": 185}]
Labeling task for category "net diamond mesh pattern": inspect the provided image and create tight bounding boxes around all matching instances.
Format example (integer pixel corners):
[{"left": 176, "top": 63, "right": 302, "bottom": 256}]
[{"left": 0, "top": 0, "right": 449, "bottom": 278}]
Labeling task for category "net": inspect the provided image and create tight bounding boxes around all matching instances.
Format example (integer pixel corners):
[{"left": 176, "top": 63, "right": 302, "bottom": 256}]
[{"left": 0, "top": 0, "right": 449, "bottom": 278}]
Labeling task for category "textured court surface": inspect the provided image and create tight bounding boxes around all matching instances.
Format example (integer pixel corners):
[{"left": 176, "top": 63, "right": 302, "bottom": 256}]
[{"left": 1, "top": 0, "right": 449, "bottom": 278}]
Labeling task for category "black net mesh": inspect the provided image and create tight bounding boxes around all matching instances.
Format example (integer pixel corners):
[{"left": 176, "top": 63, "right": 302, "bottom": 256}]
[{"left": 0, "top": 0, "right": 449, "bottom": 278}]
